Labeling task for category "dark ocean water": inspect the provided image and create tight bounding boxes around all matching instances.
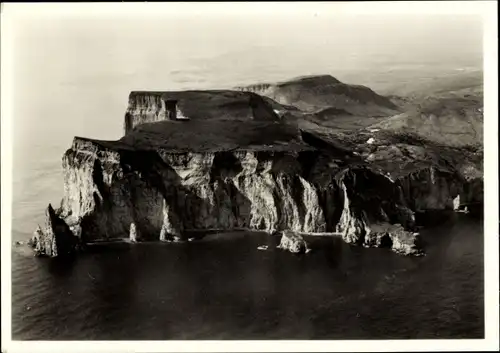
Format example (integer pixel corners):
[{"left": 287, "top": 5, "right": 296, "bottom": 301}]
[{"left": 12, "top": 214, "right": 484, "bottom": 340}]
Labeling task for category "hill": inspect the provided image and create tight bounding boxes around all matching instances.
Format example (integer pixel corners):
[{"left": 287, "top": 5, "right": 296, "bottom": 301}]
[
  {"left": 371, "top": 86, "right": 483, "bottom": 147},
  {"left": 237, "top": 73, "right": 483, "bottom": 147},
  {"left": 235, "top": 74, "right": 399, "bottom": 116}
]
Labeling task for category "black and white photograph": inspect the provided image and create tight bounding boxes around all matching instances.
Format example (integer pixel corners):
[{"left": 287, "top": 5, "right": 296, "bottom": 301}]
[{"left": 1, "top": 2, "right": 498, "bottom": 352}]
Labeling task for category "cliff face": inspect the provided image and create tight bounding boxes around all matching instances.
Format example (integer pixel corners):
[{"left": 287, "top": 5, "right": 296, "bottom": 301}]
[
  {"left": 30, "top": 83, "right": 483, "bottom": 259},
  {"left": 124, "top": 90, "right": 280, "bottom": 134},
  {"left": 34, "top": 132, "right": 425, "bottom": 257},
  {"left": 329, "top": 127, "right": 484, "bottom": 213},
  {"left": 398, "top": 167, "right": 463, "bottom": 211},
  {"left": 60, "top": 139, "right": 333, "bottom": 241}
]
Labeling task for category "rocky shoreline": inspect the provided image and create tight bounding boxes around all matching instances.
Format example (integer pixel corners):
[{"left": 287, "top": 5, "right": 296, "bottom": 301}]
[{"left": 27, "top": 75, "right": 483, "bottom": 258}]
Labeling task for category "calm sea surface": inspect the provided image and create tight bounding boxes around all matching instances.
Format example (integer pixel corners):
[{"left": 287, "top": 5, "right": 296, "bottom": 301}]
[
  {"left": 11, "top": 35, "right": 484, "bottom": 339},
  {"left": 12, "top": 216, "right": 484, "bottom": 340}
]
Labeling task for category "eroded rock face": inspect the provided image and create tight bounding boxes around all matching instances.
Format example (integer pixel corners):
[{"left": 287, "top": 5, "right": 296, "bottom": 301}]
[
  {"left": 29, "top": 204, "right": 79, "bottom": 257},
  {"left": 397, "top": 166, "right": 483, "bottom": 214},
  {"left": 59, "top": 139, "right": 334, "bottom": 242},
  {"left": 31, "top": 86, "right": 483, "bottom": 259},
  {"left": 459, "top": 177, "right": 484, "bottom": 212},
  {"left": 335, "top": 167, "right": 416, "bottom": 245},
  {"left": 33, "top": 136, "right": 427, "bottom": 257},
  {"left": 398, "top": 167, "right": 462, "bottom": 211},
  {"left": 124, "top": 90, "right": 280, "bottom": 134}
]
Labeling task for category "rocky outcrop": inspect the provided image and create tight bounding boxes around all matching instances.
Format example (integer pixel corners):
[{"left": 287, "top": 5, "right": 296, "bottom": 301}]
[
  {"left": 28, "top": 204, "right": 79, "bottom": 257},
  {"left": 30, "top": 85, "right": 483, "bottom": 259},
  {"left": 336, "top": 128, "right": 483, "bottom": 215},
  {"left": 59, "top": 143, "right": 333, "bottom": 242},
  {"left": 32, "top": 128, "right": 423, "bottom": 257},
  {"left": 277, "top": 230, "right": 309, "bottom": 254},
  {"left": 398, "top": 167, "right": 463, "bottom": 211},
  {"left": 364, "top": 223, "right": 423, "bottom": 256},
  {"left": 124, "top": 90, "right": 280, "bottom": 134},
  {"left": 393, "top": 164, "right": 483, "bottom": 216}
]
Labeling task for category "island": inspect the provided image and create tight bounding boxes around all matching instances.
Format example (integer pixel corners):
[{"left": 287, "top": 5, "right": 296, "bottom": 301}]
[{"left": 28, "top": 75, "right": 483, "bottom": 258}]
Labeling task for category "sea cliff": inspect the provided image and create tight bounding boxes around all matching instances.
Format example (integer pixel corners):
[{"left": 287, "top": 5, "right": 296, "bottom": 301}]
[
  {"left": 32, "top": 135, "right": 423, "bottom": 256},
  {"left": 29, "top": 76, "right": 483, "bottom": 258}
]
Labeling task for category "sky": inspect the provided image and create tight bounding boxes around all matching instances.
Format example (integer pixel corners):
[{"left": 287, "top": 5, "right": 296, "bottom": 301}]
[{"left": 3, "top": 2, "right": 485, "bottom": 161}]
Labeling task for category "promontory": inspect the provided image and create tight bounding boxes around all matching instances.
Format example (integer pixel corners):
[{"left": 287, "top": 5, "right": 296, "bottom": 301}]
[{"left": 29, "top": 75, "right": 483, "bottom": 257}]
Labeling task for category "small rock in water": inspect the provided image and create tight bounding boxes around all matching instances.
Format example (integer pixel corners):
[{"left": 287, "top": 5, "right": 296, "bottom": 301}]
[
  {"left": 257, "top": 245, "right": 269, "bottom": 251},
  {"left": 15, "top": 241, "right": 24, "bottom": 246},
  {"left": 26, "top": 306, "right": 31, "bottom": 311},
  {"left": 129, "top": 222, "right": 137, "bottom": 242},
  {"left": 187, "top": 237, "right": 195, "bottom": 242},
  {"left": 277, "top": 230, "right": 309, "bottom": 254}
]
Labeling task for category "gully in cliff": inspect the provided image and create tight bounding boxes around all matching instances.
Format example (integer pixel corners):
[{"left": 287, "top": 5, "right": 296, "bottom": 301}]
[{"left": 28, "top": 82, "right": 483, "bottom": 258}]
